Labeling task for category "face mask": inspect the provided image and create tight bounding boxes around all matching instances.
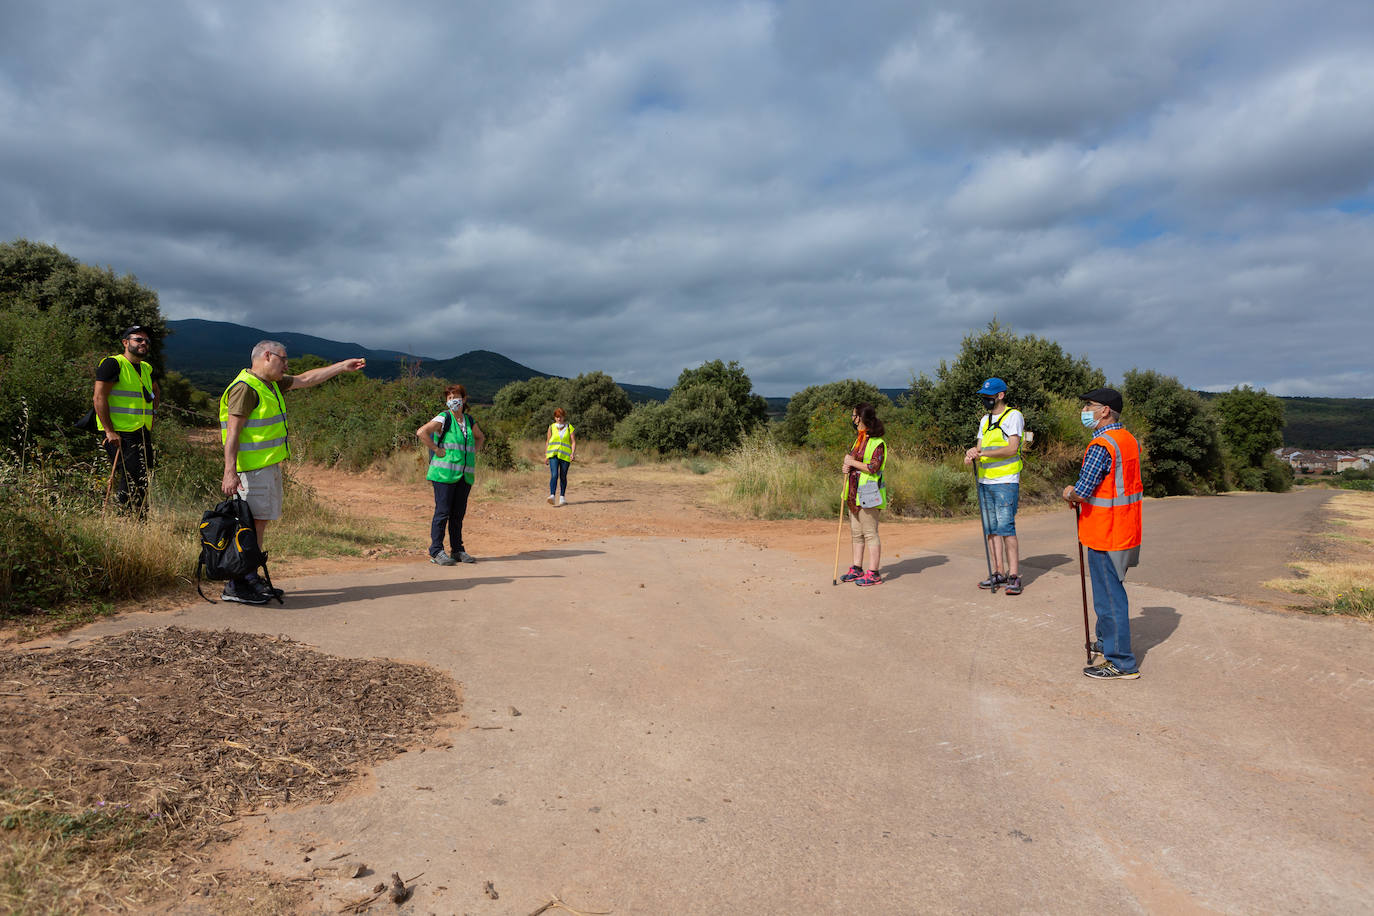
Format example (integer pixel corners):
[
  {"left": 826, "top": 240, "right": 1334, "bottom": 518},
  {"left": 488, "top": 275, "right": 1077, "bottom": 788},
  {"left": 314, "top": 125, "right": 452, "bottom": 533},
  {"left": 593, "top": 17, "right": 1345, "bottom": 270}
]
[
  {"left": 446, "top": 398, "right": 463, "bottom": 411},
  {"left": 555, "top": 421, "right": 566, "bottom": 429},
  {"left": 1080, "top": 409, "right": 1098, "bottom": 429},
  {"left": 982, "top": 396, "right": 998, "bottom": 411}
]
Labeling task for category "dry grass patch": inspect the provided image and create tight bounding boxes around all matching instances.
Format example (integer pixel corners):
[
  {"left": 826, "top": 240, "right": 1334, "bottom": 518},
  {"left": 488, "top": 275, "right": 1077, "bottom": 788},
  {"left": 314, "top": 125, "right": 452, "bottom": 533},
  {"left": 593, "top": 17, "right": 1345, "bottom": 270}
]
[
  {"left": 0, "top": 627, "right": 461, "bottom": 913},
  {"left": 1264, "top": 491, "right": 1374, "bottom": 619}
]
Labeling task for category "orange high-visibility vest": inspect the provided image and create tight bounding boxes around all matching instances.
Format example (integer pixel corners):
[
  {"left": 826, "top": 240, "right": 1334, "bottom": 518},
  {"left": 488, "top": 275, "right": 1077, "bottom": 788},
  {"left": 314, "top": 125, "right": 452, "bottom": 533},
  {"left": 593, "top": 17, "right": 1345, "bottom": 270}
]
[{"left": 1077, "top": 427, "right": 1143, "bottom": 552}]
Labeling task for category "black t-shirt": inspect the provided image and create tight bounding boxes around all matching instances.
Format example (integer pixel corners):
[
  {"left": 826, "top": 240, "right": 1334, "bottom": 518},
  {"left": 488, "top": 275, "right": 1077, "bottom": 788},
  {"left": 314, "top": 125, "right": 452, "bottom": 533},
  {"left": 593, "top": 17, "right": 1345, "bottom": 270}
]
[{"left": 96, "top": 357, "right": 157, "bottom": 384}]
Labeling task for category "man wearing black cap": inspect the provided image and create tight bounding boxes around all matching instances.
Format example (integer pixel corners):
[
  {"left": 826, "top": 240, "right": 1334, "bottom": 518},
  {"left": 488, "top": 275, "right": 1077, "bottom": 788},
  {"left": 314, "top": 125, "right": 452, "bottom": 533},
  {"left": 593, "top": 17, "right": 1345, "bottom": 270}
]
[
  {"left": 1062, "top": 387, "right": 1143, "bottom": 679},
  {"left": 93, "top": 326, "right": 161, "bottom": 516}
]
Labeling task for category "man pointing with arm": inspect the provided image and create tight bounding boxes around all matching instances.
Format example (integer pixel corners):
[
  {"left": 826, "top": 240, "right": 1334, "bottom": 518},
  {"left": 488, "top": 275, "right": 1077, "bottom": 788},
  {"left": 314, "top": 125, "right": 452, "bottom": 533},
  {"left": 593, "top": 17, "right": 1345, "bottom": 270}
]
[{"left": 219, "top": 339, "right": 365, "bottom": 604}]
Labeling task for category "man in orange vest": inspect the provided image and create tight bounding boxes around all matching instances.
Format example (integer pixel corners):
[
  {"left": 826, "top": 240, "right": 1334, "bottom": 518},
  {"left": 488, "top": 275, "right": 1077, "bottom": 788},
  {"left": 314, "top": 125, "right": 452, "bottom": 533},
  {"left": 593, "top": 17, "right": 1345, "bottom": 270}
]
[{"left": 1062, "top": 387, "right": 1143, "bottom": 679}]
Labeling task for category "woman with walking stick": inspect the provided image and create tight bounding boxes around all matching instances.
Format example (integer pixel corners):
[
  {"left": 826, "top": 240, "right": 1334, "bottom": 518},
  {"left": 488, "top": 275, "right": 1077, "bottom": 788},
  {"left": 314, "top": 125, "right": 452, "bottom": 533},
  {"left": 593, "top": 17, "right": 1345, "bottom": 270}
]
[{"left": 841, "top": 404, "right": 888, "bottom": 587}]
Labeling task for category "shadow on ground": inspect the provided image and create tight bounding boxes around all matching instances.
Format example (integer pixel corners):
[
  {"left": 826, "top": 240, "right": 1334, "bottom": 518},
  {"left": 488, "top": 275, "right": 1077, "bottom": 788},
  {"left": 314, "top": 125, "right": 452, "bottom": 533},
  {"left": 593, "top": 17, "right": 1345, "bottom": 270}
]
[
  {"left": 1135, "top": 606, "right": 1182, "bottom": 663},
  {"left": 884, "top": 554, "right": 949, "bottom": 581}
]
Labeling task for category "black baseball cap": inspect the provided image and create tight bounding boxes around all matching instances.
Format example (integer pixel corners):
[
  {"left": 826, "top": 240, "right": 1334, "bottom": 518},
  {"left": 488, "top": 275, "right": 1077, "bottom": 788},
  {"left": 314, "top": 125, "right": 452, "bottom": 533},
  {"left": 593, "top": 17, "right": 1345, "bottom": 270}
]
[
  {"left": 121, "top": 325, "right": 151, "bottom": 340},
  {"left": 1080, "top": 387, "right": 1123, "bottom": 413}
]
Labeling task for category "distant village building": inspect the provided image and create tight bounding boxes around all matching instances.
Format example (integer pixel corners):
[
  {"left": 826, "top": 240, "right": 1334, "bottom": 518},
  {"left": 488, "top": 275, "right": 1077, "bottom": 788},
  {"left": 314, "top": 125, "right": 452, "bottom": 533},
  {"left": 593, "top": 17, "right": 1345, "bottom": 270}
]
[{"left": 1274, "top": 447, "right": 1372, "bottom": 474}]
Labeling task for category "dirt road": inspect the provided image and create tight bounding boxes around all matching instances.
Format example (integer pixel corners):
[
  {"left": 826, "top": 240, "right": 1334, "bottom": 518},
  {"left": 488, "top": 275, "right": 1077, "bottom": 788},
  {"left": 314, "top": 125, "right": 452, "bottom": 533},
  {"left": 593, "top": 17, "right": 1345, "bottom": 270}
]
[{"left": 62, "top": 468, "right": 1372, "bottom": 913}]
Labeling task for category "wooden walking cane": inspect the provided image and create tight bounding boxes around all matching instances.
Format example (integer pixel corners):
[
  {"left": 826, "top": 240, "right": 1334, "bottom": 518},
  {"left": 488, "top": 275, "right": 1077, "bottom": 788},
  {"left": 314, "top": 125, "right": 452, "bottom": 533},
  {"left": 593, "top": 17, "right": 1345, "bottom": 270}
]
[
  {"left": 973, "top": 464, "right": 995, "bottom": 586},
  {"left": 102, "top": 439, "right": 123, "bottom": 515},
  {"left": 1074, "top": 504, "right": 1092, "bottom": 664},
  {"left": 832, "top": 480, "right": 847, "bottom": 585}
]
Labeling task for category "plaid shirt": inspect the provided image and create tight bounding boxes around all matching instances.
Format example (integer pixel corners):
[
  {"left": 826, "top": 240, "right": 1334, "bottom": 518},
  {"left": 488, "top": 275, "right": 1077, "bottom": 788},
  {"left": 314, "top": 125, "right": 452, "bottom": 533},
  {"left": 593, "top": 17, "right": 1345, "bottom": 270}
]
[{"left": 1073, "top": 422, "right": 1124, "bottom": 499}]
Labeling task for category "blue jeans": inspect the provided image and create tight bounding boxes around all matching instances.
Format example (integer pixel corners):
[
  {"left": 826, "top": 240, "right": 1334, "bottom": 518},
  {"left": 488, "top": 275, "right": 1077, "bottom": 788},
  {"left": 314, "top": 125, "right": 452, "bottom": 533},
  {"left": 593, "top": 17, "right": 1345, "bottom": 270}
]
[
  {"left": 430, "top": 479, "right": 471, "bottom": 557},
  {"left": 1086, "top": 547, "right": 1138, "bottom": 672},
  {"left": 977, "top": 482, "right": 1018, "bottom": 536},
  {"left": 549, "top": 457, "right": 570, "bottom": 496}
]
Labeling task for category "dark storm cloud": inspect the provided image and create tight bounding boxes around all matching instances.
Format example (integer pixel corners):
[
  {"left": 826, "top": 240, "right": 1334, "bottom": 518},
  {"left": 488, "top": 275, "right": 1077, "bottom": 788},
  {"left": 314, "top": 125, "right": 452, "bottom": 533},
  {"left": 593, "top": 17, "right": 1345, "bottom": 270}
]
[{"left": 1, "top": 0, "right": 1371, "bottom": 396}]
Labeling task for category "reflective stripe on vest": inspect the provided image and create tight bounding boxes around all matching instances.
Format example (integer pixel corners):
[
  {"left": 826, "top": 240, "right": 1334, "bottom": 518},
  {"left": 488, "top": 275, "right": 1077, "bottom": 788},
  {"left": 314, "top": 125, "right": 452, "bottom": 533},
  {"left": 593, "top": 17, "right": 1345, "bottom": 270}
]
[
  {"left": 428, "top": 413, "right": 476, "bottom": 484},
  {"left": 976, "top": 409, "right": 1023, "bottom": 480},
  {"left": 1077, "top": 428, "right": 1143, "bottom": 552},
  {"left": 97, "top": 355, "right": 154, "bottom": 432},
  {"left": 219, "top": 369, "right": 290, "bottom": 472},
  {"left": 547, "top": 423, "right": 574, "bottom": 460}
]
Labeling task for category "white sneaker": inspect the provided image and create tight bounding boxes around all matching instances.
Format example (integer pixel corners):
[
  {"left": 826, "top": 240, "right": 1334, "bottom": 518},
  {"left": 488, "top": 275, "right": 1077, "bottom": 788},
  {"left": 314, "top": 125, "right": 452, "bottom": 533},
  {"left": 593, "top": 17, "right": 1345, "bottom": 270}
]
[
  {"left": 547, "top": 494, "right": 555, "bottom": 505},
  {"left": 557, "top": 496, "right": 567, "bottom": 506}
]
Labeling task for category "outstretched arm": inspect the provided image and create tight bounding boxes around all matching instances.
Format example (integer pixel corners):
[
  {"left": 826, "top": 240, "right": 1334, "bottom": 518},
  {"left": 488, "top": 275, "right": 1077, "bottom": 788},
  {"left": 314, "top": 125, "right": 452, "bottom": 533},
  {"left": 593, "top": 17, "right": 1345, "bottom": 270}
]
[{"left": 288, "top": 357, "right": 366, "bottom": 390}]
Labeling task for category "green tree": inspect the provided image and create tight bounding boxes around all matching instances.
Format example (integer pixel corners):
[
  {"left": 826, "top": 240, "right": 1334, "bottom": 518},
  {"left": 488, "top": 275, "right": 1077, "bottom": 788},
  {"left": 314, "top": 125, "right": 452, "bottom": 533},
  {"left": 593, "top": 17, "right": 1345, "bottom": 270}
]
[
  {"left": 613, "top": 360, "right": 767, "bottom": 454},
  {"left": 905, "top": 320, "right": 1104, "bottom": 451},
  {"left": 1120, "top": 369, "right": 1224, "bottom": 496},
  {"left": 0, "top": 238, "right": 166, "bottom": 374},
  {"left": 1212, "top": 385, "right": 1289, "bottom": 491},
  {"left": 490, "top": 373, "right": 632, "bottom": 440},
  {"left": 780, "top": 380, "right": 890, "bottom": 447},
  {"left": 0, "top": 304, "right": 101, "bottom": 452}
]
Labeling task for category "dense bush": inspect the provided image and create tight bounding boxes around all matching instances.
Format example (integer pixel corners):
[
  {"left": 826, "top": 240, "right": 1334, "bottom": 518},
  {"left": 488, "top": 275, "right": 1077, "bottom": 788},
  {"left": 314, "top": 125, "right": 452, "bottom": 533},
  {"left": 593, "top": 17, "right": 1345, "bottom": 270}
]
[
  {"left": 1213, "top": 385, "right": 1289, "bottom": 492},
  {"left": 1120, "top": 369, "right": 1224, "bottom": 496},
  {"left": 779, "top": 380, "right": 891, "bottom": 447},
  {"left": 491, "top": 371, "right": 633, "bottom": 440},
  {"left": 613, "top": 360, "right": 768, "bottom": 455}
]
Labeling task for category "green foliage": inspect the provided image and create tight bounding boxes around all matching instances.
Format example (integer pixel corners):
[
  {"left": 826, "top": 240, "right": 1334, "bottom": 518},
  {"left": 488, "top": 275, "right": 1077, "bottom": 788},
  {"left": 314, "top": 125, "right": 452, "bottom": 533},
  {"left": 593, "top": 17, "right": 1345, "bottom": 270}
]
[
  {"left": 0, "top": 303, "right": 101, "bottom": 453},
  {"left": 1213, "top": 386, "right": 1288, "bottom": 491},
  {"left": 0, "top": 238, "right": 166, "bottom": 374},
  {"left": 285, "top": 371, "right": 445, "bottom": 470},
  {"left": 1274, "top": 396, "right": 1374, "bottom": 449},
  {"left": 904, "top": 320, "right": 1105, "bottom": 451},
  {"left": 158, "top": 370, "right": 215, "bottom": 425},
  {"left": 491, "top": 372, "right": 633, "bottom": 440},
  {"left": 612, "top": 360, "right": 768, "bottom": 455},
  {"left": 1120, "top": 369, "right": 1224, "bottom": 496},
  {"left": 780, "top": 380, "right": 890, "bottom": 447}
]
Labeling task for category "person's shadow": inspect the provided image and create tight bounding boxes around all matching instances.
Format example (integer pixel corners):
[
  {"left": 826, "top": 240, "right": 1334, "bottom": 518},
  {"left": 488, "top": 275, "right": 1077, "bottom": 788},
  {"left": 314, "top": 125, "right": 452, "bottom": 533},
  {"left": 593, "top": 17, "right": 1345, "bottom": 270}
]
[
  {"left": 477, "top": 548, "right": 605, "bottom": 562},
  {"left": 282, "top": 574, "right": 563, "bottom": 610},
  {"left": 1133, "top": 606, "right": 1181, "bottom": 663},
  {"left": 882, "top": 554, "right": 948, "bottom": 581},
  {"left": 1017, "top": 554, "right": 1072, "bottom": 586}
]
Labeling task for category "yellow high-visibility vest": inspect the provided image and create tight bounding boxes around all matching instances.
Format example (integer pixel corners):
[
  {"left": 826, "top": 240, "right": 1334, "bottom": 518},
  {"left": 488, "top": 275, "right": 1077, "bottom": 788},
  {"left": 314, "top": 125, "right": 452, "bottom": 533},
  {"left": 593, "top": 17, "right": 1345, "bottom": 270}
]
[
  {"left": 97, "top": 355, "right": 154, "bottom": 432},
  {"left": 546, "top": 423, "right": 575, "bottom": 461},
  {"left": 219, "top": 370, "right": 289, "bottom": 471},
  {"left": 976, "top": 409, "right": 1024, "bottom": 481}
]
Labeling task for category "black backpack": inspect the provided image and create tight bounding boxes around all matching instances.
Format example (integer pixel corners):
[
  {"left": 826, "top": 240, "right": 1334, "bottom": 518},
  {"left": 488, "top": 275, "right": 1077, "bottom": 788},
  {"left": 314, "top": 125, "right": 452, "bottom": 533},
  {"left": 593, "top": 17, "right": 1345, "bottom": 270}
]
[{"left": 195, "top": 497, "right": 279, "bottom": 603}]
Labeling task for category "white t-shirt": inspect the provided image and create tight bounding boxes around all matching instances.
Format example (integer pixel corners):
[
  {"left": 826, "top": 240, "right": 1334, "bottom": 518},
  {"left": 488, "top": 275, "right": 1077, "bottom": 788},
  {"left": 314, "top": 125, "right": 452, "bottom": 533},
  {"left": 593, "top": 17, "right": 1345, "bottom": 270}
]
[{"left": 977, "top": 408, "right": 1025, "bottom": 484}]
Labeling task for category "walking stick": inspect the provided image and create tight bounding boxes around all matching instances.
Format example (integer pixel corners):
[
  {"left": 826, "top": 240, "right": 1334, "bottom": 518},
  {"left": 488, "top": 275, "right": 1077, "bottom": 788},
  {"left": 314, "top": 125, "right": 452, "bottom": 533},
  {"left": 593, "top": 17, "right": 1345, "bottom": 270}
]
[
  {"left": 973, "top": 464, "right": 995, "bottom": 586},
  {"left": 103, "top": 439, "right": 123, "bottom": 515},
  {"left": 1074, "top": 504, "right": 1092, "bottom": 664},
  {"left": 832, "top": 482, "right": 847, "bottom": 585}
]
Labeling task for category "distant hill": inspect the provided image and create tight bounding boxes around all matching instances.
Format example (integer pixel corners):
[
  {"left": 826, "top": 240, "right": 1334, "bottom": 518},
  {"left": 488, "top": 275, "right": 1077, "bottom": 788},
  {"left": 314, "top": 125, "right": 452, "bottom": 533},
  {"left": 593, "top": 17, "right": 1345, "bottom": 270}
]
[
  {"left": 1272, "top": 397, "right": 1374, "bottom": 449},
  {"left": 163, "top": 319, "right": 671, "bottom": 404}
]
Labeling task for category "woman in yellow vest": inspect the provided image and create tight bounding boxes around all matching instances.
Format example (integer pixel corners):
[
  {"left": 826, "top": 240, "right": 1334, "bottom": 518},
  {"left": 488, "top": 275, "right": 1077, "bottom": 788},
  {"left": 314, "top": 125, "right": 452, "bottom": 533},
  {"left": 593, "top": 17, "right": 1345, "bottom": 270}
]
[
  {"left": 545, "top": 407, "right": 576, "bottom": 506},
  {"left": 841, "top": 403, "right": 888, "bottom": 587},
  {"left": 417, "top": 383, "right": 485, "bottom": 566}
]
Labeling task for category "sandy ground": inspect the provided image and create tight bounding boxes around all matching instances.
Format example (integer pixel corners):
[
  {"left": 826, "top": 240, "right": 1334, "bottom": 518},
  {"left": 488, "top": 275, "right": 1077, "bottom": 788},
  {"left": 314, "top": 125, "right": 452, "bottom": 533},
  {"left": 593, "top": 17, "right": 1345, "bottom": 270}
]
[{"left": 50, "top": 465, "right": 1374, "bottom": 914}]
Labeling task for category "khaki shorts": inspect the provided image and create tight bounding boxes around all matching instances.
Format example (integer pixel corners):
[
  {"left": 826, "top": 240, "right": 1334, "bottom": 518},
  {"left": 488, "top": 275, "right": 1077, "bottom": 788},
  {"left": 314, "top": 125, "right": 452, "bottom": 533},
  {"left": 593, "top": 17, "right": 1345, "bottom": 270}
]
[
  {"left": 848, "top": 506, "right": 880, "bottom": 545},
  {"left": 237, "top": 463, "right": 284, "bottom": 521}
]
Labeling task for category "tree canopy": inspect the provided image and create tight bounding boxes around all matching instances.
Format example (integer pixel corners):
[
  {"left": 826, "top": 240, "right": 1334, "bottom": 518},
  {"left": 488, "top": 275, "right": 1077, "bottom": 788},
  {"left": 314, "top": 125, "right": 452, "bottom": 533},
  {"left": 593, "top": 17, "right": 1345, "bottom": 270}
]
[{"left": 613, "top": 360, "right": 768, "bottom": 454}]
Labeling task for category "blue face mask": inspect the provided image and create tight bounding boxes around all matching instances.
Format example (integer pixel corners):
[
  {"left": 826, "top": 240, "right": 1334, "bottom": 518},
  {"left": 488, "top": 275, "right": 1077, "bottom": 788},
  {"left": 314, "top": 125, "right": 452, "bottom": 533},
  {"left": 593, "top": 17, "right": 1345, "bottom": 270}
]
[
  {"left": 1080, "top": 409, "right": 1097, "bottom": 429},
  {"left": 446, "top": 397, "right": 463, "bottom": 411}
]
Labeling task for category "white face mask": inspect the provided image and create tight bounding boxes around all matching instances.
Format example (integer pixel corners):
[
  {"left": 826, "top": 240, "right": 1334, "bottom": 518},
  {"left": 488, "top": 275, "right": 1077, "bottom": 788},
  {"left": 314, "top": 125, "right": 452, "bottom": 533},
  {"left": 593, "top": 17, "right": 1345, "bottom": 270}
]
[
  {"left": 446, "top": 397, "right": 463, "bottom": 411},
  {"left": 555, "top": 420, "right": 566, "bottom": 429}
]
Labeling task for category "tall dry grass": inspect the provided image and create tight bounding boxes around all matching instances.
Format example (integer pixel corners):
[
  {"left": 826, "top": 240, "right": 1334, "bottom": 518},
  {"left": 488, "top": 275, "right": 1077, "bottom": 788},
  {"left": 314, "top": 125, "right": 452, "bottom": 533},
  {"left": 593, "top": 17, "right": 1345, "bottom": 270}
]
[{"left": 1264, "top": 491, "right": 1374, "bottom": 619}]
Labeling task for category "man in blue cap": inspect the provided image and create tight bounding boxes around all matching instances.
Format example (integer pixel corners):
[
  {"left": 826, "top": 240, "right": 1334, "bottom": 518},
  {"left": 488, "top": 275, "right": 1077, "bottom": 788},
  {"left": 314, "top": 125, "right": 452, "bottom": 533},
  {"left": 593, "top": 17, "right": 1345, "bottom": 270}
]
[{"left": 964, "top": 378, "right": 1025, "bottom": 594}]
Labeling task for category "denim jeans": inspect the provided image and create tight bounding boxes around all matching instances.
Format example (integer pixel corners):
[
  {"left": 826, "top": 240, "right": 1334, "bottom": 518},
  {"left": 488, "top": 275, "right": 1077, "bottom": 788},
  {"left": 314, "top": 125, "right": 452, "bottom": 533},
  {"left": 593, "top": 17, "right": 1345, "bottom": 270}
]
[
  {"left": 977, "top": 482, "right": 1018, "bottom": 536},
  {"left": 1086, "top": 546, "right": 1138, "bottom": 672},
  {"left": 430, "top": 479, "right": 472, "bottom": 556},
  {"left": 549, "top": 457, "right": 570, "bottom": 496}
]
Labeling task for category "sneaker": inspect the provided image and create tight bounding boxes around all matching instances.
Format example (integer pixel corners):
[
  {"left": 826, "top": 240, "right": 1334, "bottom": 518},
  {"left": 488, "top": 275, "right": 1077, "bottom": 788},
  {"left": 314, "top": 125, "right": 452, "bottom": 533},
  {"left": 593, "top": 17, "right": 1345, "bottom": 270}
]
[
  {"left": 1003, "top": 575, "right": 1023, "bottom": 596},
  {"left": 978, "top": 572, "right": 1006, "bottom": 590},
  {"left": 244, "top": 574, "right": 284, "bottom": 600},
  {"left": 456, "top": 550, "right": 477, "bottom": 564},
  {"left": 1083, "top": 661, "right": 1140, "bottom": 679},
  {"left": 557, "top": 495, "right": 567, "bottom": 506},
  {"left": 430, "top": 551, "right": 458, "bottom": 566},
  {"left": 221, "top": 580, "right": 269, "bottom": 605},
  {"left": 855, "top": 570, "right": 883, "bottom": 587},
  {"left": 839, "top": 565, "right": 864, "bottom": 583},
  {"left": 1089, "top": 640, "right": 1104, "bottom": 664},
  {"left": 548, "top": 494, "right": 555, "bottom": 505}
]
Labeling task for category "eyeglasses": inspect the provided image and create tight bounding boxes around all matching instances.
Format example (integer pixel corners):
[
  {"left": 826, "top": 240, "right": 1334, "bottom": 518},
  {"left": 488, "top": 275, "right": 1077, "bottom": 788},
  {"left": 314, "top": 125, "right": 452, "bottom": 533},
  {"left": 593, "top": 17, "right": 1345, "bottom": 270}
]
[
  {"left": 128, "top": 337, "right": 150, "bottom": 344},
  {"left": 264, "top": 351, "right": 287, "bottom": 362}
]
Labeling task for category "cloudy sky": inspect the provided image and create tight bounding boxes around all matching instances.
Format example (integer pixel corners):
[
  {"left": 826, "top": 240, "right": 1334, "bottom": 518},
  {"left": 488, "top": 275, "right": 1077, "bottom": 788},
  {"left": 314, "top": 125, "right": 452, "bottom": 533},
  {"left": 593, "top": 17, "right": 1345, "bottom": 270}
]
[{"left": 3, "top": 1, "right": 1372, "bottom": 396}]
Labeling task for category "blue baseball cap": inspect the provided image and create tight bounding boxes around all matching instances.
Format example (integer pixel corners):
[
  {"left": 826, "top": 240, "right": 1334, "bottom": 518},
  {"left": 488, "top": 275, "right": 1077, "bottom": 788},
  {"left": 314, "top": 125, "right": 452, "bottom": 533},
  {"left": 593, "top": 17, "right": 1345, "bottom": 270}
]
[{"left": 976, "top": 378, "right": 1008, "bottom": 396}]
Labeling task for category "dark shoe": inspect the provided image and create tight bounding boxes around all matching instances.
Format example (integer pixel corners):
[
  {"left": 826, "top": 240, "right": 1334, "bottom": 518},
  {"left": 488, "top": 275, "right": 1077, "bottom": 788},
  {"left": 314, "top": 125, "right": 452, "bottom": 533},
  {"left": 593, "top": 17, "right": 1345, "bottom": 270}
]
[
  {"left": 855, "top": 570, "right": 883, "bottom": 587},
  {"left": 430, "top": 551, "right": 458, "bottom": 566},
  {"left": 1083, "top": 661, "right": 1140, "bottom": 679},
  {"left": 456, "top": 550, "right": 477, "bottom": 564},
  {"left": 840, "top": 565, "right": 864, "bottom": 583},
  {"left": 978, "top": 572, "right": 1006, "bottom": 590},
  {"left": 1089, "top": 640, "right": 1104, "bottom": 664},
  {"left": 1003, "top": 575, "right": 1023, "bottom": 595},
  {"left": 244, "top": 574, "right": 284, "bottom": 600},
  {"left": 221, "top": 580, "right": 269, "bottom": 606}
]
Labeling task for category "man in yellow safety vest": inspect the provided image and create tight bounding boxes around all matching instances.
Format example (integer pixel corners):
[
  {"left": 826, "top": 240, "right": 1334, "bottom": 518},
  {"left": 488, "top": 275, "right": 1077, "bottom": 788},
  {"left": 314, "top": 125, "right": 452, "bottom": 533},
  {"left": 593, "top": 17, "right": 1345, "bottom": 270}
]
[
  {"left": 93, "top": 326, "right": 161, "bottom": 516},
  {"left": 964, "top": 377, "right": 1025, "bottom": 595},
  {"left": 219, "top": 339, "right": 365, "bottom": 604}
]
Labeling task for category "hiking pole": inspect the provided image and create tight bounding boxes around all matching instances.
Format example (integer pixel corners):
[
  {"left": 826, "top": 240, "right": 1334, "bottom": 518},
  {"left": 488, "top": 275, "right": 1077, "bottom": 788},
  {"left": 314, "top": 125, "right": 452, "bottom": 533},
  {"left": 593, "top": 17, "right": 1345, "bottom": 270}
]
[
  {"left": 832, "top": 484, "right": 847, "bottom": 585},
  {"left": 103, "top": 439, "right": 123, "bottom": 515},
  {"left": 973, "top": 464, "right": 995, "bottom": 588},
  {"left": 1074, "top": 504, "right": 1092, "bottom": 665}
]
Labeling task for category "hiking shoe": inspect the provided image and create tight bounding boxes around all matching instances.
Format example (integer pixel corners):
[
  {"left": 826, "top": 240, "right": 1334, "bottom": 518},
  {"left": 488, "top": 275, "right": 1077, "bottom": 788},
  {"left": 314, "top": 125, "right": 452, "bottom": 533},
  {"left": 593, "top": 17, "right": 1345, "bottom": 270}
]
[
  {"left": 978, "top": 572, "right": 1006, "bottom": 590},
  {"left": 1003, "top": 575, "right": 1023, "bottom": 596},
  {"left": 430, "top": 551, "right": 458, "bottom": 566},
  {"left": 855, "top": 570, "right": 883, "bottom": 587},
  {"left": 1089, "top": 641, "right": 1104, "bottom": 664},
  {"left": 221, "top": 581, "right": 269, "bottom": 605},
  {"left": 548, "top": 494, "right": 556, "bottom": 505},
  {"left": 244, "top": 574, "right": 284, "bottom": 600},
  {"left": 456, "top": 550, "right": 477, "bottom": 564},
  {"left": 840, "top": 565, "right": 864, "bottom": 583},
  {"left": 1083, "top": 661, "right": 1140, "bottom": 680},
  {"left": 558, "top": 495, "right": 567, "bottom": 506}
]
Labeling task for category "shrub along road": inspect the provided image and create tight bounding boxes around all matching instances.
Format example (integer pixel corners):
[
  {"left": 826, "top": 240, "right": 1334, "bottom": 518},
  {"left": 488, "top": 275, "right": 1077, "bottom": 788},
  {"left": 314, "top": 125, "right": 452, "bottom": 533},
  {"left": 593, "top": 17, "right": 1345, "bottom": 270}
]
[{"left": 53, "top": 469, "right": 1372, "bottom": 913}]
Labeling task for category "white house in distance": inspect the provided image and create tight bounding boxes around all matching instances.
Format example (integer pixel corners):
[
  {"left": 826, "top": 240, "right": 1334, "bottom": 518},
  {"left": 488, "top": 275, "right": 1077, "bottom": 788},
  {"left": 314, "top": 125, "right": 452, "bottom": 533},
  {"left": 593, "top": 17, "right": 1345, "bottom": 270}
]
[{"left": 1274, "top": 448, "right": 1374, "bottom": 473}]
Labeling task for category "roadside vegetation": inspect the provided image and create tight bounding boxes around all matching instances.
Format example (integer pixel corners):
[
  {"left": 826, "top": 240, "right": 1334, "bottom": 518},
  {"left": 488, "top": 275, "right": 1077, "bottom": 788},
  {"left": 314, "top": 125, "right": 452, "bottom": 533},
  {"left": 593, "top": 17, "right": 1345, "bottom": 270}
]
[{"left": 1264, "top": 490, "right": 1374, "bottom": 619}]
